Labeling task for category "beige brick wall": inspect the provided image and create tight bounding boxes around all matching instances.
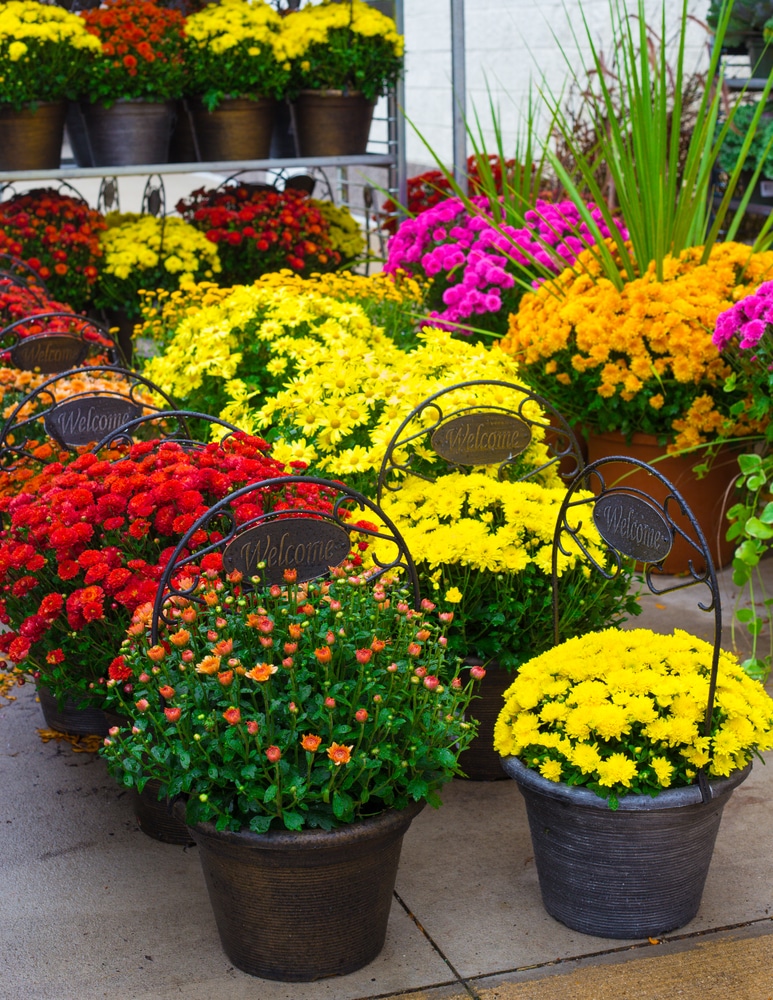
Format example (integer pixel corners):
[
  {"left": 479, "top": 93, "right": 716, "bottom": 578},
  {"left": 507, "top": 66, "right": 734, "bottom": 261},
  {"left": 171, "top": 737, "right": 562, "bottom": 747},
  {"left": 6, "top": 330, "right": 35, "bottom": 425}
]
[{"left": 402, "top": 0, "right": 712, "bottom": 168}]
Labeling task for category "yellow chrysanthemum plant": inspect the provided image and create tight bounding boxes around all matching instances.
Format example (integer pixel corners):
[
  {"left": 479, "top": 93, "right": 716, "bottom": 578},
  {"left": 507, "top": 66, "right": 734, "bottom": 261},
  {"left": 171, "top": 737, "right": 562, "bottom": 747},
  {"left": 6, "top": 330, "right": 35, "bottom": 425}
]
[
  {"left": 183, "top": 0, "right": 290, "bottom": 111},
  {"left": 0, "top": 0, "right": 101, "bottom": 111},
  {"left": 494, "top": 628, "right": 773, "bottom": 807},
  {"left": 380, "top": 474, "right": 639, "bottom": 674},
  {"left": 500, "top": 240, "right": 773, "bottom": 452},
  {"left": 280, "top": 0, "right": 404, "bottom": 102},
  {"left": 138, "top": 270, "right": 425, "bottom": 448},
  {"left": 92, "top": 212, "right": 221, "bottom": 321}
]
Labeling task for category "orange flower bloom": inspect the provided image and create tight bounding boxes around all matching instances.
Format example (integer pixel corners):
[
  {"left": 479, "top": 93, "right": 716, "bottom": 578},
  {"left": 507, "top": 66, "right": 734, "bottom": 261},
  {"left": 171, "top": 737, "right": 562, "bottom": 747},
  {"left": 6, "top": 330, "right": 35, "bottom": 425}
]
[
  {"left": 314, "top": 645, "right": 332, "bottom": 664},
  {"left": 147, "top": 644, "right": 166, "bottom": 662},
  {"left": 301, "top": 733, "right": 322, "bottom": 752},
  {"left": 245, "top": 662, "right": 278, "bottom": 682},
  {"left": 327, "top": 742, "right": 353, "bottom": 766},
  {"left": 212, "top": 638, "right": 234, "bottom": 656},
  {"left": 195, "top": 654, "right": 221, "bottom": 675},
  {"left": 217, "top": 670, "right": 234, "bottom": 686},
  {"left": 223, "top": 707, "right": 241, "bottom": 725},
  {"left": 169, "top": 629, "right": 190, "bottom": 647}
]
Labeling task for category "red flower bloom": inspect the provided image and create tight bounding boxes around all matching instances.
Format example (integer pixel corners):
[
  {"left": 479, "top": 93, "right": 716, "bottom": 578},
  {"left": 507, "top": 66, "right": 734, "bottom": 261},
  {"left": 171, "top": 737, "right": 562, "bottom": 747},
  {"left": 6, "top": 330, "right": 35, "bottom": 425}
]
[{"left": 108, "top": 655, "right": 132, "bottom": 681}]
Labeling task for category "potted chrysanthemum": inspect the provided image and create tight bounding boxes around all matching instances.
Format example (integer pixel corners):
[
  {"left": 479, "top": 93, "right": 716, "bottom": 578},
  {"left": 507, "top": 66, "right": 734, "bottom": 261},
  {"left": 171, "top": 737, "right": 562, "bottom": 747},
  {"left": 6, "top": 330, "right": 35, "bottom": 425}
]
[
  {"left": 74, "top": 0, "right": 186, "bottom": 166},
  {"left": 0, "top": 0, "right": 100, "bottom": 169},
  {"left": 99, "top": 552, "right": 484, "bottom": 980},
  {"left": 181, "top": 0, "right": 289, "bottom": 161},
  {"left": 280, "top": 0, "right": 404, "bottom": 155},
  {"left": 495, "top": 627, "right": 773, "bottom": 939},
  {"left": 0, "top": 434, "right": 319, "bottom": 729}
]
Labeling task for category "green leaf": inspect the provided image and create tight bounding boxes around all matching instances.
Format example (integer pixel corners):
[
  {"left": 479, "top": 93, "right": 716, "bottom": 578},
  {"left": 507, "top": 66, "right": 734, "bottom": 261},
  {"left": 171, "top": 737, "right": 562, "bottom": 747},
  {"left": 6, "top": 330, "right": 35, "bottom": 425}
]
[
  {"left": 743, "top": 517, "right": 773, "bottom": 539},
  {"left": 281, "top": 810, "right": 304, "bottom": 831},
  {"left": 332, "top": 790, "right": 354, "bottom": 821}
]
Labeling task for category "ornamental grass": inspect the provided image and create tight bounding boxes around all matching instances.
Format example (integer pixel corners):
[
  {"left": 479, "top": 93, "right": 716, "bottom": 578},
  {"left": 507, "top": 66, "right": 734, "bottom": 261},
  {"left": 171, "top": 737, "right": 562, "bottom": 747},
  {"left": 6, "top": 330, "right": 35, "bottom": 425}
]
[
  {"left": 0, "top": 435, "right": 330, "bottom": 711},
  {"left": 499, "top": 240, "right": 773, "bottom": 450},
  {"left": 494, "top": 628, "right": 773, "bottom": 806},
  {"left": 100, "top": 560, "right": 485, "bottom": 832}
]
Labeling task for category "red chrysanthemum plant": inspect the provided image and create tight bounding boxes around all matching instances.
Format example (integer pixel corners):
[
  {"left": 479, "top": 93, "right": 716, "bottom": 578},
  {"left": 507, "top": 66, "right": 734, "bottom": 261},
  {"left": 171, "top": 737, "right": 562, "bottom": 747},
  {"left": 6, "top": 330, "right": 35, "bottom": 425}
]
[
  {"left": 0, "top": 189, "right": 106, "bottom": 311},
  {"left": 0, "top": 434, "right": 328, "bottom": 712},
  {"left": 176, "top": 184, "right": 341, "bottom": 286}
]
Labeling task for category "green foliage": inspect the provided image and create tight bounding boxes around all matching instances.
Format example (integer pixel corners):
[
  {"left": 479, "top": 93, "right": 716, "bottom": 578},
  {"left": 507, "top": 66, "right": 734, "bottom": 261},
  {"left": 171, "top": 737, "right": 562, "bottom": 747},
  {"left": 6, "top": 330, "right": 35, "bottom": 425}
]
[{"left": 100, "top": 565, "right": 484, "bottom": 832}]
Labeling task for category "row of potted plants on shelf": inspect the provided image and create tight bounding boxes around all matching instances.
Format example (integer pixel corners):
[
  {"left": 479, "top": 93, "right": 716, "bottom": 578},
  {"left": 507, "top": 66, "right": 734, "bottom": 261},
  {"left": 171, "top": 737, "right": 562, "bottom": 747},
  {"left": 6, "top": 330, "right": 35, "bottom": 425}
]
[
  {"left": 0, "top": 0, "right": 403, "bottom": 169},
  {"left": 0, "top": 184, "right": 365, "bottom": 319}
]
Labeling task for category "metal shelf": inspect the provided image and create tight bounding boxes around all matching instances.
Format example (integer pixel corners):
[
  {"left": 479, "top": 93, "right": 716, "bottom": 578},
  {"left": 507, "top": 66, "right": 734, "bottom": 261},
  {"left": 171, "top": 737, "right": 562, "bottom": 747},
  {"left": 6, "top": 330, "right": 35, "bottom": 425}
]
[{"left": 0, "top": 153, "right": 396, "bottom": 184}]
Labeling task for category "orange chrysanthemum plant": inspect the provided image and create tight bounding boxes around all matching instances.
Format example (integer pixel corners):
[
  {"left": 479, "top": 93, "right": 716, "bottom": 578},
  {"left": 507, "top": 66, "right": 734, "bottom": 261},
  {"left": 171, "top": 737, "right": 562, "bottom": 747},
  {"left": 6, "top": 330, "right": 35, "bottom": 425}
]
[
  {"left": 500, "top": 241, "right": 773, "bottom": 451},
  {"left": 99, "top": 555, "right": 484, "bottom": 832}
]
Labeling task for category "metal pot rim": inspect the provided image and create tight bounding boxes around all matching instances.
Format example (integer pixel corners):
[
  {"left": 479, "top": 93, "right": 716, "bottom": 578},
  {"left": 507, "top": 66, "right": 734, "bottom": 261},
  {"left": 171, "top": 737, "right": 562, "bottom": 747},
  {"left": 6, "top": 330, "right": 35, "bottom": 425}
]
[{"left": 501, "top": 754, "right": 752, "bottom": 811}]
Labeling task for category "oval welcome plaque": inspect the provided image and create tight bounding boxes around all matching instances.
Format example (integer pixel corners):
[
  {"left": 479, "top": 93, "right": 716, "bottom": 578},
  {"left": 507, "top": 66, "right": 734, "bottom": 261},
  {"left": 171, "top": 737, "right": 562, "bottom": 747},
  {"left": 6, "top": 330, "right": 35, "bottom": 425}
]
[
  {"left": 431, "top": 412, "right": 532, "bottom": 465},
  {"left": 45, "top": 397, "right": 143, "bottom": 447},
  {"left": 9, "top": 335, "right": 89, "bottom": 374},
  {"left": 223, "top": 518, "right": 352, "bottom": 584},
  {"left": 592, "top": 493, "right": 673, "bottom": 563}
]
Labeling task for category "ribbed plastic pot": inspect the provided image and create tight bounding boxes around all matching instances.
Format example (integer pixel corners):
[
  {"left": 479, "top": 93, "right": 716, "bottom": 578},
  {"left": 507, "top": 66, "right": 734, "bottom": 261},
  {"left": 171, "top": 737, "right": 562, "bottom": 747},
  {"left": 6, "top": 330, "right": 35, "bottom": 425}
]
[
  {"left": 178, "top": 799, "right": 424, "bottom": 980},
  {"left": 293, "top": 89, "right": 375, "bottom": 156},
  {"left": 37, "top": 683, "right": 117, "bottom": 738},
  {"left": 502, "top": 755, "right": 751, "bottom": 939},
  {"left": 0, "top": 101, "right": 66, "bottom": 170},
  {"left": 132, "top": 780, "right": 193, "bottom": 846},
  {"left": 79, "top": 99, "right": 175, "bottom": 166},
  {"left": 188, "top": 97, "right": 276, "bottom": 161},
  {"left": 457, "top": 658, "right": 510, "bottom": 781}
]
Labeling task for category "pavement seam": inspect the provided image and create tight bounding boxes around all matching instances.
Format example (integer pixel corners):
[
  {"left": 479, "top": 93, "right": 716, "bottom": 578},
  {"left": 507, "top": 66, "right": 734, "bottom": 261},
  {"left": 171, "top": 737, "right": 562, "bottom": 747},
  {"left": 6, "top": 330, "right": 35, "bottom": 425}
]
[
  {"left": 461, "top": 914, "right": 773, "bottom": 986},
  {"left": 392, "top": 889, "right": 482, "bottom": 999}
]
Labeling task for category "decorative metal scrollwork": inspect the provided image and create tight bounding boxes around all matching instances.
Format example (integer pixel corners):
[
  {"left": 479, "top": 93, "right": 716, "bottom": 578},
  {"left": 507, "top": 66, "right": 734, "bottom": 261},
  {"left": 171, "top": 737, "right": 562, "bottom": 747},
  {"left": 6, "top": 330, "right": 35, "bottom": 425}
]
[
  {"left": 0, "top": 312, "right": 125, "bottom": 371},
  {"left": 0, "top": 364, "right": 180, "bottom": 471},
  {"left": 91, "top": 410, "right": 241, "bottom": 453},
  {"left": 151, "top": 475, "right": 421, "bottom": 641},
  {"left": 0, "top": 254, "right": 50, "bottom": 304},
  {"left": 376, "top": 378, "right": 584, "bottom": 503},
  {"left": 142, "top": 174, "right": 166, "bottom": 218},
  {"left": 97, "top": 177, "right": 120, "bottom": 214},
  {"left": 550, "top": 455, "right": 722, "bottom": 804}
]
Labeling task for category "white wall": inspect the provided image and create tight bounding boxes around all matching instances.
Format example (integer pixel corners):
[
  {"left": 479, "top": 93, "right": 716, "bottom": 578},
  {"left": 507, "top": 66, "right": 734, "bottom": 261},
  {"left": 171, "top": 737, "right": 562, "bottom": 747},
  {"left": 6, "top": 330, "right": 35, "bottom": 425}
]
[{"left": 401, "top": 0, "right": 713, "bottom": 169}]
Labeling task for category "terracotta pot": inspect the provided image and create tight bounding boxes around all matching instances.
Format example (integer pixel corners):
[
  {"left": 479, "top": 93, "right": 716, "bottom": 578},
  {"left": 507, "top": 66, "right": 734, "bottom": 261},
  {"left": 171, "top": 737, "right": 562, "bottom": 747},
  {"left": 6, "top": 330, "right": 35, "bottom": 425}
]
[
  {"left": 503, "top": 755, "right": 751, "bottom": 939},
  {"left": 187, "top": 96, "right": 276, "bottom": 161},
  {"left": 456, "top": 658, "right": 511, "bottom": 781},
  {"left": 0, "top": 101, "right": 66, "bottom": 170},
  {"left": 78, "top": 99, "right": 175, "bottom": 166},
  {"left": 178, "top": 799, "right": 423, "bottom": 980},
  {"left": 293, "top": 89, "right": 375, "bottom": 157},
  {"left": 585, "top": 430, "right": 741, "bottom": 575}
]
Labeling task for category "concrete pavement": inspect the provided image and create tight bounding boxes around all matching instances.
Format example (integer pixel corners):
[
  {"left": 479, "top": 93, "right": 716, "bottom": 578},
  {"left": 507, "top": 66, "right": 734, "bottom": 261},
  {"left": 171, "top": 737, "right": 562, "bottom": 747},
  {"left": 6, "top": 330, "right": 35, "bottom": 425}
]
[{"left": 1, "top": 561, "right": 773, "bottom": 1000}]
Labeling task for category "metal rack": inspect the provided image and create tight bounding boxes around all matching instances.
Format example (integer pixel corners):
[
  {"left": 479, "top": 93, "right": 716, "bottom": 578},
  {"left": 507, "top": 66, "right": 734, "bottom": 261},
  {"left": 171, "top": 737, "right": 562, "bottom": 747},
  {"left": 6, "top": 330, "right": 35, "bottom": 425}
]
[{"left": 0, "top": 0, "right": 407, "bottom": 255}]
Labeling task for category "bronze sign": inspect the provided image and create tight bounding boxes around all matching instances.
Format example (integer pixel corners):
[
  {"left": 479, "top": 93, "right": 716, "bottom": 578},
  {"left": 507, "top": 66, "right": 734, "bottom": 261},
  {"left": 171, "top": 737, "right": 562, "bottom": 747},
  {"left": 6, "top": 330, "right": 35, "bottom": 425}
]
[
  {"left": 431, "top": 413, "right": 532, "bottom": 465},
  {"left": 9, "top": 335, "right": 89, "bottom": 374},
  {"left": 592, "top": 493, "right": 673, "bottom": 563},
  {"left": 223, "top": 518, "right": 351, "bottom": 584},
  {"left": 45, "top": 397, "right": 143, "bottom": 447}
]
